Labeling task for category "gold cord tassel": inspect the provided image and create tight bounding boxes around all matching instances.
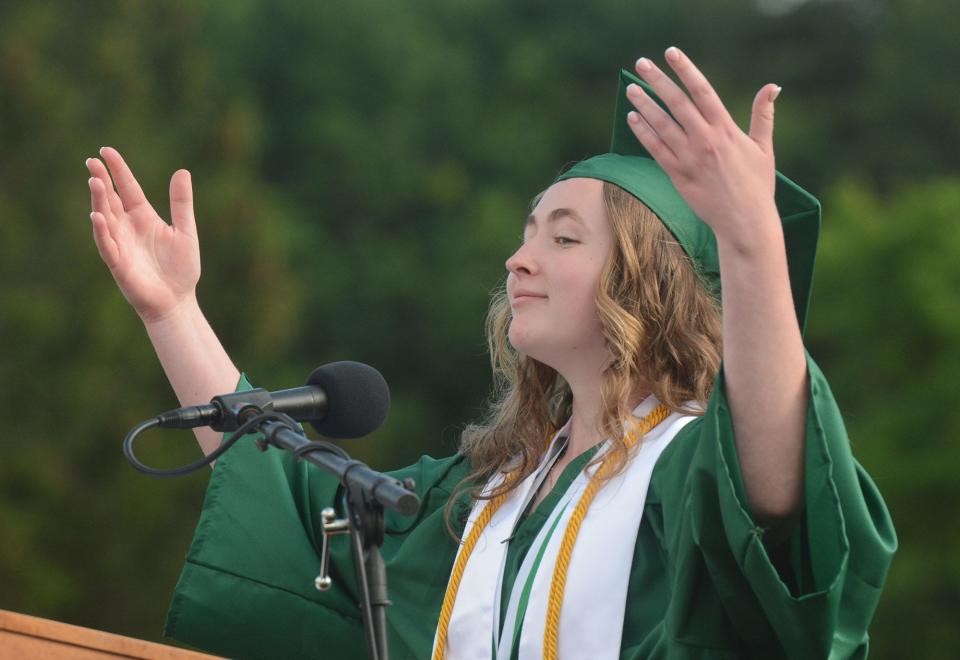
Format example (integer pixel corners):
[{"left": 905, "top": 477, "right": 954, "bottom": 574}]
[
  {"left": 542, "top": 404, "right": 669, "bottom": 659},
  {"left": 432, "top": 486, "right": 512, "bottom": 660}
]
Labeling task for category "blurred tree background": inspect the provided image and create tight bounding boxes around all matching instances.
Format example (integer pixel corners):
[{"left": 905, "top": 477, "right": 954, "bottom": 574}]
[{"left": 0, "top": 0, "right": 957, "bottom": 656}]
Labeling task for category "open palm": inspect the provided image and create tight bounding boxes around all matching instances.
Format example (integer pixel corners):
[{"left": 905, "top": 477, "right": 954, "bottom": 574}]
[
  {"left": 623, "top": 48, "right": 780, "bottom": 241},
  {"left": 86, "top": 147, "right": 201, "bottom": 323}
]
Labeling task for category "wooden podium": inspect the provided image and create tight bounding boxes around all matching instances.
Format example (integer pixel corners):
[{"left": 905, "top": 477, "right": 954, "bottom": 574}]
[{"left": 0, "top": 609, "right": 221, "bottom": 659}]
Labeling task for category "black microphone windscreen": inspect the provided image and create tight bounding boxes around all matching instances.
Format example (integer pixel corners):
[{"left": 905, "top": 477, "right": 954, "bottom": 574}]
[{"left": 305, "top": 361, "right": 390, "bottom": 438}]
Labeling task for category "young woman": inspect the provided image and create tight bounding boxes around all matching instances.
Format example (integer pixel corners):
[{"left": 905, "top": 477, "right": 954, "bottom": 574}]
[{"left": 86, "top": 49, "right": 895, "bottom": 659}]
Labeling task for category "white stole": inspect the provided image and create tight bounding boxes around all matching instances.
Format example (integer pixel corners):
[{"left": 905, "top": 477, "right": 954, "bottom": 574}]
[{"left": 433, "top": 397, "right": 696, "bottom": 659}]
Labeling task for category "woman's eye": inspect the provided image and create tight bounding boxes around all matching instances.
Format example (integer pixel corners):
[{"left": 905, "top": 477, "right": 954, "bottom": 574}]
[{"left": 554, "top": 236, "right": 578, "bottom": 247}]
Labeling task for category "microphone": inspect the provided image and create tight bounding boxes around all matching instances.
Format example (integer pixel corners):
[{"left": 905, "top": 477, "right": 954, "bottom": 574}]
[{"left": 155, "top": 361, "right": 390, "bottom": 439}]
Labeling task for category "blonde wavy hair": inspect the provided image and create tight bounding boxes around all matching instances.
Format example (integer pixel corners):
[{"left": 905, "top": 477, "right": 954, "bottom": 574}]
[{"left": 446, "top": 181, "right": 722, "bottom": 533}]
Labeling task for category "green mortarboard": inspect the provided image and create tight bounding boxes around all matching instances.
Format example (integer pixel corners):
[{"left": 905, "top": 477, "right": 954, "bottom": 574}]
[{"left": 556, "top": 69, "right": 821, "bottom": 334}]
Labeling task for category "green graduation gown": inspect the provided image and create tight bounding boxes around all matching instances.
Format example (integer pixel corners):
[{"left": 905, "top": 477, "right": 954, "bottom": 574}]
[{"left": 163, "top": 354, "right": 896, "bottom": 659}]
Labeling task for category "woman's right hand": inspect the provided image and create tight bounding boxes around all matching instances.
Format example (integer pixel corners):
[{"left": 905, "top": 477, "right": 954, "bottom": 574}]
[
  {"left": 86, "top": 147, "right": 240, "bottom": 458},
  {"left": 86, "top": 147, "right": 201, "bottom": 324}
]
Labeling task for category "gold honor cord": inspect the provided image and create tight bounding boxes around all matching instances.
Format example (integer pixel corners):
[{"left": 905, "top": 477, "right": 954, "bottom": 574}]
[{"left": 433, "top": 403, "right": 671, "bottom": 660}]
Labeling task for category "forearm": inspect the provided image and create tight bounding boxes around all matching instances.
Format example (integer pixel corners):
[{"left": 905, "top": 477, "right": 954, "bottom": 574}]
[
  {"left": 143, "top": 295, "right": 241, "bottom": 457},
  {"left": 716, "top": 215, "right": 808, "bottom": 528}
]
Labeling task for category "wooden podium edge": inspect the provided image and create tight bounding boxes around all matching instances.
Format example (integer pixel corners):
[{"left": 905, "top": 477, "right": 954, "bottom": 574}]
[{"left": 0, "top": 609, "right": 222, "bottom": 659}]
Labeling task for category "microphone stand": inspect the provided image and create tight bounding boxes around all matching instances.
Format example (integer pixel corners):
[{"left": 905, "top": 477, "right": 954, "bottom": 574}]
[
  {"left": 257, "top": 418, "right": 417, "bottom": 660},
  {"left": 124, "top": 397, "right": 419, "bottom": 660}
]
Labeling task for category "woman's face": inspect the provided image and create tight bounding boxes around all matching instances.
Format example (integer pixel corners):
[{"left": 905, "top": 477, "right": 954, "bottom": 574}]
[{"left": 506, "top": 177, "right": 614, "bottom": 374}]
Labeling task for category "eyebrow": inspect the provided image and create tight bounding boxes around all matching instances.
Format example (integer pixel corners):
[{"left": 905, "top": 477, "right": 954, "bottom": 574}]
[{"left": 524, "top": 208, "right": 587, "bottom": 228}]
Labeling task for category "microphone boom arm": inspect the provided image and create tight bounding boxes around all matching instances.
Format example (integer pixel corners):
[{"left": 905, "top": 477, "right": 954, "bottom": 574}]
[{"left": 258, "top": 420, "right": 419, "bottom": 516}]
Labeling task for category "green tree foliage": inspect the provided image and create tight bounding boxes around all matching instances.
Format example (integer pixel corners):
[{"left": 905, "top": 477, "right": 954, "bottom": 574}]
[
  {"left": 0, "top": 0, "right": 957, "bottom": 655},
  {"left": 0, "top": 0, "right": 302, "bottom": 639}
]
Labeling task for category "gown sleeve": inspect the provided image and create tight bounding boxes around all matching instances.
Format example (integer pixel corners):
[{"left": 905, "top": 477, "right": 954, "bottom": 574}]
[
  {"left": 646, "top": 353, "right": 897, "bottom": 658},
  {"left": 163, "top": 374, "right": 472, "bottom": 660}
]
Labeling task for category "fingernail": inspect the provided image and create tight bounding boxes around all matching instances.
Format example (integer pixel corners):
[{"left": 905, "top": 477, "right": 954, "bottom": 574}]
[
  {"left": 770, "top": 85, "right": 782, "bottom": 101},
  {"left": 665, "top": 46, "right": 681, "bottom": 62},
  {"left": 90, "top": 212, "right": 96, "bottom": 220},
  {"left": 635, "top": 57, "right": 652, "bottom": 72},
  {"left": 627, "top": 111, "right": 641, "bottom": 124},
  {"left": 99, "top": 146, "right": 107, "bottom": 156},
  {"left": 88, "top": 177, "right": 95, "bottom": 186},
  {"left": 84, "top": 158, "right": 90, "bottom": 167}
]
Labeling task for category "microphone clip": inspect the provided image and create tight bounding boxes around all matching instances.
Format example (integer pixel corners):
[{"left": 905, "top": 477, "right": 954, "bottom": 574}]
[{"left": 209, "top": 388, "right": 277, "bottom": 432}]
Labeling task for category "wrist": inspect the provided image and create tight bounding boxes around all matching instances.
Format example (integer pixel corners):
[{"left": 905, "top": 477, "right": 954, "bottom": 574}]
[
  {"left": 714, "top": 207, "right": 784, "bottom": 260},
  {"left": 140, "top": 293, "right": 201, "bottom": 332}
]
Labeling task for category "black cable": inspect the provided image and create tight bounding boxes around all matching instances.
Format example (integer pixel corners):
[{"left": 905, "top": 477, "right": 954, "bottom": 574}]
[
  {"left": 123, "top": 410, "right": 313, "bottom": 478},
  {"left": 291, "top": 440, "right": 351, "bottom": 462}
]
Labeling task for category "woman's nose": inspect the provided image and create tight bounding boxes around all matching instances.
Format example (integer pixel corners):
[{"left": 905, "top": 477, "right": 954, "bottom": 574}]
[{"left": 505, "top": 241, "right": 537, "bottom": 275}]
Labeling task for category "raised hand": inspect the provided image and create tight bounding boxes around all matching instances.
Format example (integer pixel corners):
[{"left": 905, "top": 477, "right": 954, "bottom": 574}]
[
  {"left": 624, "top": 47, "right": 781, "bottom": 247},
  {"left": 626, "top": 48, "right": 808, "bottom": 532},
  {"left": 86, "top": 147, "right": 201, "bottom": 323},
  {"left": 86, "top": 147, "right": 239, "bottom": 457}
]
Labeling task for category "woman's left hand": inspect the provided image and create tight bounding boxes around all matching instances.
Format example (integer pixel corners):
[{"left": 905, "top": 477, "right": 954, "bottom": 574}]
[
  {"left": 624, "top": 47, "right": 782, "bottom": 246},
  {"left": 627, "top": 48, "right": 808, "bottom": 530}
]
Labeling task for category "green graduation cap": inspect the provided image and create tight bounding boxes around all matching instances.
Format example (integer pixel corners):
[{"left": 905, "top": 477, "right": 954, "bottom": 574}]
[{"left": 557, "top": 69, "right": 821, "bottom": 334}]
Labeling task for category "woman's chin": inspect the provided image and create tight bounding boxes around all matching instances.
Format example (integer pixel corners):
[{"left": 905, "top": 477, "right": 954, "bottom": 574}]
[
  {"left": 507, "top": 323, "right": 535, "bottom": 355},
  {"left": 508, "top": 327, "right": 555, "bottom": 368}
]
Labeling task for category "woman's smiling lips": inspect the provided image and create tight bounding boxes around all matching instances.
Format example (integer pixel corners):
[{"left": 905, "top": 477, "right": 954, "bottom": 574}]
[{"left": 510, "top": 289, "right": 548, "bottom": 306}]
